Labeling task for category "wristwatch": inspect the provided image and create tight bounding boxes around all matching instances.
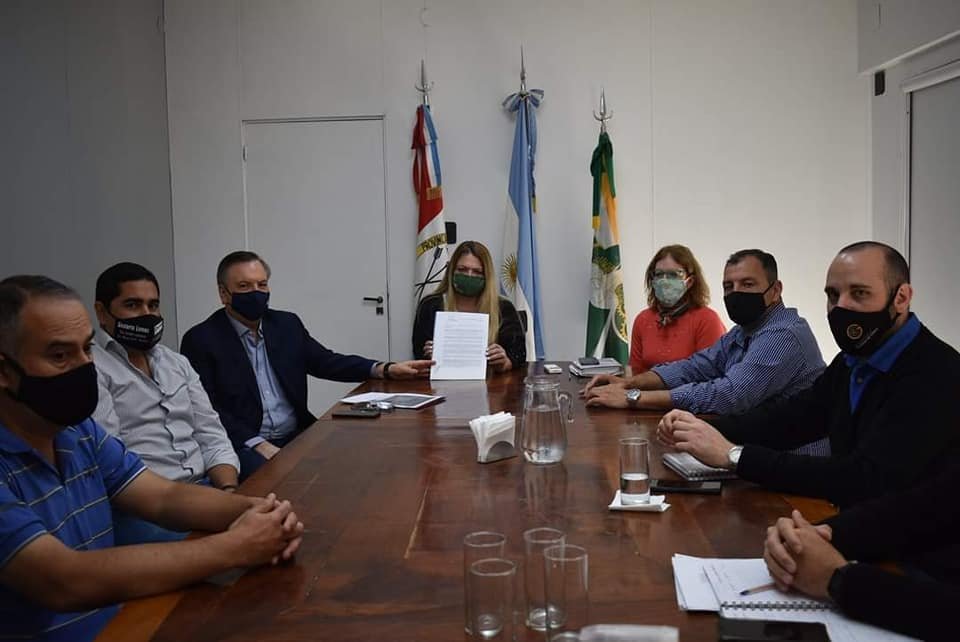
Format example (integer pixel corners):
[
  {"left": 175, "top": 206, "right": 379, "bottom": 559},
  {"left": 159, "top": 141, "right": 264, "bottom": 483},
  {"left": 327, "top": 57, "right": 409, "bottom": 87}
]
[
  {"left": 625, "top": 389, "right": 642, "bottom": 408},
  {"left": 726, "top": 445, "right": 744, "bottom": 470}
]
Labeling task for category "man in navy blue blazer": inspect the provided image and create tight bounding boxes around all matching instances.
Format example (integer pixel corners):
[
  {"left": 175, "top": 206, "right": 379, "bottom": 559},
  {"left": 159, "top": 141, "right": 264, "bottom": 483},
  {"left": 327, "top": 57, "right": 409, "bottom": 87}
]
[{"left": 181, "top": 251, "right": 432, "bottom": 478}]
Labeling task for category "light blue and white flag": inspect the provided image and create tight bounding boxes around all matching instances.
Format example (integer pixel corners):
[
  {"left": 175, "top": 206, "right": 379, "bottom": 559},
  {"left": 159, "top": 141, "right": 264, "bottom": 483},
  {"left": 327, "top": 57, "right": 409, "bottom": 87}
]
[{"left": 500, "top": 88, "right": 545, "bottom": 361}]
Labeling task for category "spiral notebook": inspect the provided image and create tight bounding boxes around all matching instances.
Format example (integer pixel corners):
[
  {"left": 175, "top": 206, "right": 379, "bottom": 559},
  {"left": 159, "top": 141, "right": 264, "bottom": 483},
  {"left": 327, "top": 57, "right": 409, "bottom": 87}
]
[
  {"left": 662, "top": 452, "right": 737, "bottom": 481},
  {"left": 704, "top": 558, "right": 918, "bottom": 642}
]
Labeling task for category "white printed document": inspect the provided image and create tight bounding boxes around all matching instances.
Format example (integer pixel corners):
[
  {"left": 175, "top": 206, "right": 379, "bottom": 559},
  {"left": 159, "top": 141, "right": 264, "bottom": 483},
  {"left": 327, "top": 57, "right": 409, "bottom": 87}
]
[{"left": 430, "top": 311, "right": 488, "bottom": 380}]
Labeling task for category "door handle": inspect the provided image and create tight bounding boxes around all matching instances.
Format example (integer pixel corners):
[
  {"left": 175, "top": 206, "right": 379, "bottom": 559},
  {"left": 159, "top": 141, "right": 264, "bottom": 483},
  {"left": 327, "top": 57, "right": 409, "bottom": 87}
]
[{"left": 363, "top": 296, "right": 384, "bottom": 304}]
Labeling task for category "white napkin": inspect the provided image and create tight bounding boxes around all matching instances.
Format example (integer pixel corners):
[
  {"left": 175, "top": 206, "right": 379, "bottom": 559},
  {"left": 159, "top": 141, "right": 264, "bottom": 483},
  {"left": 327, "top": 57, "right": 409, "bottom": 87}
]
[
  {"left": 608, "top": 490, "right": 671, "bottom": 512},
  {"left": 468, "top": 412, "right": 516, "bottom": 463}
]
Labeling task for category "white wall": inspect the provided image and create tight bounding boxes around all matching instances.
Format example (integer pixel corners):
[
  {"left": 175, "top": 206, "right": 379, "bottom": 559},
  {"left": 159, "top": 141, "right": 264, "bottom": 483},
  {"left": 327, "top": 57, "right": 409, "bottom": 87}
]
[
  {"left": 858, "top": 0, "right": 960, "bottom": 72},
  {"left": 0, "top": 0, "right": 178, "bottom": 342},
  {"left": 166, "top": 0, "right": 868, "bottom": 361}
]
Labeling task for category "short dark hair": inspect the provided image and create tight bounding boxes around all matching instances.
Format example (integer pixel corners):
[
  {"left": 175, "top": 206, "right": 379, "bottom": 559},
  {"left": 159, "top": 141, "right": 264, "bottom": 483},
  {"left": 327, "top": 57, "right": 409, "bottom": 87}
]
[
  {"left": 216, "top": 251, "right": 271, "bottom": 286},
  {"left": 95, "top": 262, "right": 160, "bottom": 307},
  {"left": 726, "top": 249, "right": 778, "bottom": 286},
  {"left": 837, "top": 241, "right": 910, "bottom": 290},
  {"left": 0, "top": 275, "right": 82, "bottom": 356}
]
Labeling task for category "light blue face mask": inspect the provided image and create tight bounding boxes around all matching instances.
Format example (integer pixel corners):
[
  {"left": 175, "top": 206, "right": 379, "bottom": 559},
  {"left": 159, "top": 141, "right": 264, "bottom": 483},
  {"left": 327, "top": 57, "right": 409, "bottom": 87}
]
[{"left": 653, "top": 277, "right": 689, "bottom": 308}]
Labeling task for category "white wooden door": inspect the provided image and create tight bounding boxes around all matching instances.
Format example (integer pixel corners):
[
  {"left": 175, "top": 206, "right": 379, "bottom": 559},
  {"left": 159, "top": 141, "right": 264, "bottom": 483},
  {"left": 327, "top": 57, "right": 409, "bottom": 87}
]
[
  {"left": 910, "top": 76, "right": 960, "bottom": 349},
  {"left": 243, "top": 118, "right": 389, "bottom": 415}
]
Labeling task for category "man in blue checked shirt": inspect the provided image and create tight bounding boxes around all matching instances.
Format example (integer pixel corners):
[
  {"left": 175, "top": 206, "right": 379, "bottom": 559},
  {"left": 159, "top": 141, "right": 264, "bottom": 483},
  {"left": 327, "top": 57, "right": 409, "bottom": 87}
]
[
  {"left": 584, "top": 249, "right": 825, "bottom": 428},
  {"left": 0, "top": 275, "right": 305, "bottom": 642}
]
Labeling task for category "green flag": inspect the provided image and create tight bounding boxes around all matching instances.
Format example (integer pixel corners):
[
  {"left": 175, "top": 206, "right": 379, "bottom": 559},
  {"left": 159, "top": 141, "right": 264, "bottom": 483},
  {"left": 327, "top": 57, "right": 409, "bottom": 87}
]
[{"left": 585, "top": 131, "right": 629, "bottom": 364}]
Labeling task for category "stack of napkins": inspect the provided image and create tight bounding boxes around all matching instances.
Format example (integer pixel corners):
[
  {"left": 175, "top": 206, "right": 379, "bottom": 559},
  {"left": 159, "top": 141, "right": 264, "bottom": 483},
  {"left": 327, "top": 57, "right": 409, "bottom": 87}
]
[
  {"left": 568, "top": 357, "right": 625, "bottom": 377},
  {"left": 468, "top": 412, "right": 517, "bottom": 463},
  {"left": 608, "top": 490, "right": 670, "bottom": 513}
]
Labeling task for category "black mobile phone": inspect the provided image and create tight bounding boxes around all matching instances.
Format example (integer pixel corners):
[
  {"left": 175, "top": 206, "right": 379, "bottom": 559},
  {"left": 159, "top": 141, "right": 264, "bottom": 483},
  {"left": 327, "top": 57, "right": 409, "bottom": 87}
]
[
  {"left": 579, "top": 356, "right": 600, "bottom": 365},
  {"left": 649, "top": 478, "right": 722, "bottom": 494},
  {"left": 331, "top": 405, "right": 381, "bottom": 419},
  {"left": 718, "top": 617, "right": 829, "bottom": 641}
]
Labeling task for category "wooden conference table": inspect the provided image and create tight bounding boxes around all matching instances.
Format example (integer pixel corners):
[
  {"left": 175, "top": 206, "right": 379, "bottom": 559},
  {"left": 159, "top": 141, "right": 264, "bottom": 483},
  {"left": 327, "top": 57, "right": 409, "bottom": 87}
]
[{"left": 99, "top": 363, "right": 835, "bottom": 642}]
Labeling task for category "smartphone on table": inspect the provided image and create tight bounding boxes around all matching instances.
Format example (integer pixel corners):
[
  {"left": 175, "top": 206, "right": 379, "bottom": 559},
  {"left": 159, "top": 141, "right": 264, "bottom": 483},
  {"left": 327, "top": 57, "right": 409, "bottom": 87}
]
[{"left": 649, "top": 478, "right": 722, "bottom": 495}]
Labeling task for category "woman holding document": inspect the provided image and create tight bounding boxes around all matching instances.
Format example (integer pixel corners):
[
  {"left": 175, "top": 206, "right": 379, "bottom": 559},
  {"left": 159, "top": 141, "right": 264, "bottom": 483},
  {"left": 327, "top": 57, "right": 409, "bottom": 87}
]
[{"left": 413, "top": 241, "right": 525, "bottom": 372}]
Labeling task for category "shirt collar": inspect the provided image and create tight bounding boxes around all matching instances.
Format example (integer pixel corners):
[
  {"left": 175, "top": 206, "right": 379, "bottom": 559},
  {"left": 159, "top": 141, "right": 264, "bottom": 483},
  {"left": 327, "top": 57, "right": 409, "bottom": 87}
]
[
  {"left": 0, "top": 421, "right": 81, "bottom": 456},
  {"left": 227, "top": 312, "right": 262, "bottom": 340},
  {"left": 844, "top": 312, "right": 921, "bottom": 372}
]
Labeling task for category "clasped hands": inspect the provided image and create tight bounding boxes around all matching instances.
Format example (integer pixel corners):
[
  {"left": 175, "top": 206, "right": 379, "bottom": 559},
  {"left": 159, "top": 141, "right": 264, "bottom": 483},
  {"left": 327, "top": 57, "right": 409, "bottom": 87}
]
[
  {"left": 653, "top": 409, "right": 733, "bottom": 468},
  {"left": 763, "top": 510, "right": 847, "bottom": 600},
  {"left": 228, "top": 492, "right": 305, "bottom": 568}
]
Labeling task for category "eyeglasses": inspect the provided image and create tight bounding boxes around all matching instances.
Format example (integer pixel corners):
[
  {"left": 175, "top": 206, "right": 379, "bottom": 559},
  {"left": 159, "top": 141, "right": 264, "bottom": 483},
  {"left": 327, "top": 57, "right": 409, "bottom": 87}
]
[
  {"left": 455, "top": 267, "right": 485, "bottom": 277},
  {"left": 652, "top": 270, "right": 686, "bottom": 280}
]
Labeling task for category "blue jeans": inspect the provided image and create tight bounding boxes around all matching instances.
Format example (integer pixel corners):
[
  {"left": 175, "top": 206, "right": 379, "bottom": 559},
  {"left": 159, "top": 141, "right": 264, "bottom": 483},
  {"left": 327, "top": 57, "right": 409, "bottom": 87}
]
[
  {"left": 238, "top": 433, "right": 297, "bottom": 481},
  {"left": 112, "top": 478, "right": 211, "bottom": 545},
  {"left": 112, "top": 512, "right": 188, "bottom": 546}
]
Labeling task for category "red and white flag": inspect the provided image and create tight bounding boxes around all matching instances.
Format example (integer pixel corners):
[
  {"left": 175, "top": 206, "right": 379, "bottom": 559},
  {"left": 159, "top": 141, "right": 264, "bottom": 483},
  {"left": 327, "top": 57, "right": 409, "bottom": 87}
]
[{"left": 412, "top": 104, "right": 449, "bottom": 304}]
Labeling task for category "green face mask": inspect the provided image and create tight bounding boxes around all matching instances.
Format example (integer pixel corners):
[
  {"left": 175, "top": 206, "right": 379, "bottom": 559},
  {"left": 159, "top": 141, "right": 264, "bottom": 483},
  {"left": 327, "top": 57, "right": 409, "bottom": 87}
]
[{"left": 452, "top": 272, "right": 486, "bottom": 297}]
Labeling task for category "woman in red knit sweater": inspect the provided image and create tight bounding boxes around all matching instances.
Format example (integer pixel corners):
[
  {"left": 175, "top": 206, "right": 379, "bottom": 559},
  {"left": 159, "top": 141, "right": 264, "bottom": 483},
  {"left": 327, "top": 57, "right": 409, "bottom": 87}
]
[{"left": 629, "top": 244, "right": 726, "bottom": 373}]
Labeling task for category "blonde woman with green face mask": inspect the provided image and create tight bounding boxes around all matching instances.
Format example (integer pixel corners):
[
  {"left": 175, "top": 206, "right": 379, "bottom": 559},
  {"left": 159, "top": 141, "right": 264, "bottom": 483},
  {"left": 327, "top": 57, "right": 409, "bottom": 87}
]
[{"left": 412, "top": 241, "right": 526, "bottom": 373}]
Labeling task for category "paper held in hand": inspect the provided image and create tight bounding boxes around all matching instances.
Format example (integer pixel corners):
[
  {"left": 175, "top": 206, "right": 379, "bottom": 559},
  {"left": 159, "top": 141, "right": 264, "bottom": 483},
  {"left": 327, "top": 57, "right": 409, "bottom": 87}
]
[{"left": 430, "top": 311, "right": 489, "bottom": 380}]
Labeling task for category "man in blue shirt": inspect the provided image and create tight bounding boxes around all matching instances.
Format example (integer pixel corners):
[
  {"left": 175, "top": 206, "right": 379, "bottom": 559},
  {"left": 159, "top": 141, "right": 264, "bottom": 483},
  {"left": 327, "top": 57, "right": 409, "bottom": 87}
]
[
  {"left": 0, "top": 275, "right": 305, "bottom": 641},
  {"left": 657, "top": 242, "right": 960, "bottom": 509},
  {"left": 584, "top": 249, "right": 825, "bottom": 417}
]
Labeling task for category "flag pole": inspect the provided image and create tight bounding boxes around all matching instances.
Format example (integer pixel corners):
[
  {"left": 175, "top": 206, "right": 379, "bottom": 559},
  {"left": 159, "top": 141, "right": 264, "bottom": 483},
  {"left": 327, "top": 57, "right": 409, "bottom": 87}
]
[
  {"left": 415, "top": 59, "right": 433, "bottom": 106},
  {"left": 593, "top": 88, "right": 613, "bottom": 134}
]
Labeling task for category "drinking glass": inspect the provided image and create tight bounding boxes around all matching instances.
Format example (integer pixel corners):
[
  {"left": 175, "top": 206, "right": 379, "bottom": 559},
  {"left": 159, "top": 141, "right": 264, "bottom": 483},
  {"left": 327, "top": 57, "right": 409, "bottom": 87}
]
[
  {"left": 619, "top": 437, "right": 650, "bottom": 505},
  {"left": 464, "top": 531, "right": 507, "bottom": 634},
  {"left": 523, "top": 527, "right": 566, "bottom": 631},
  {"left": 544, "top": 544, "right": 589, "bottom": 642},
  {"left": 468, "top": 558, "right": 517, "bottom": 640}
]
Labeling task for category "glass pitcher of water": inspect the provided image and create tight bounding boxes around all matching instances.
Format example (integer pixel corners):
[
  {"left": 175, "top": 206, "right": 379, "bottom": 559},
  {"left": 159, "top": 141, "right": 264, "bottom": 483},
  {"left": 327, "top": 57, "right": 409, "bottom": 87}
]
[{"left": 520, "top": 376, "right": 574, "bottom": 464}]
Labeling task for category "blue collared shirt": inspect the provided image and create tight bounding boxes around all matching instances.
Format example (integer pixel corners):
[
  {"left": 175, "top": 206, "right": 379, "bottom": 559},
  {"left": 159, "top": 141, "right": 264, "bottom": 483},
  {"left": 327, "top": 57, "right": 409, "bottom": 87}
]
[
  {"left": 844, "top": 313, "right": 921, "bottom": 412},
  {"left": 653, "top": 302, "right": 826, "bottom": 416},
  {"left": 0, "top": 418, "right": 145, "bottom": 641},
  {"left": 227, "top": 315, "right": 299, "bottom": 447}
]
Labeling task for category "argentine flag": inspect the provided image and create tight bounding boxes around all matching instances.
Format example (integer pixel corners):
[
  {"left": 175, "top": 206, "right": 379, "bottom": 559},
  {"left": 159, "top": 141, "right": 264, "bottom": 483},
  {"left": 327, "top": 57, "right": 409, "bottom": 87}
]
[{"left": 500, "top": 88, "right": 545, "bottom": 361}]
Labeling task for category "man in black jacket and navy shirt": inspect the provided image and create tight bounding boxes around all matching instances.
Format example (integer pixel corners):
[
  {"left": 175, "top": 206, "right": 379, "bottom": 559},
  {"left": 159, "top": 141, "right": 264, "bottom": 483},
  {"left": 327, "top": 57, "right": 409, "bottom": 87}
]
[{"left": 656, "top": 241, "right": 960, "bottom": 508}]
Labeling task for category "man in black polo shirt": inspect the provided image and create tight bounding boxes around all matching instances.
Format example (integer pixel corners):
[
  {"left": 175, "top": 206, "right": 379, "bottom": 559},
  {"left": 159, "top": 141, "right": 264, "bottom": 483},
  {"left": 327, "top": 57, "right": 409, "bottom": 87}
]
[{"left": 656, "top": 241, "right": 960, "bottom": 508}]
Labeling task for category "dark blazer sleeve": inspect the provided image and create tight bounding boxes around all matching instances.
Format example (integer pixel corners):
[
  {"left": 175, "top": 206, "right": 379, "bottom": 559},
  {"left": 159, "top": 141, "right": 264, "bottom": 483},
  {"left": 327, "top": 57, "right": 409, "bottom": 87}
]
[
  {"left": 297, "top": 315, "right": 377, "bottom": 382},
  {"left": 730, "top": 360, "right": 960, "bottom": 507},
  {"left": 180, "top": 326, "right": 261, "bottom": 450},
  {"left": 825, "top": 462, "right": 960, "bottom": 561},
  {"left": 497, "top": 298, "right": 526, "bottom": 367},
  {"left": 412, "top": 295, "right": 441, "bottom": 359},
  {"left": 830, "top": 563, "right": 958, "bottom": 641}
]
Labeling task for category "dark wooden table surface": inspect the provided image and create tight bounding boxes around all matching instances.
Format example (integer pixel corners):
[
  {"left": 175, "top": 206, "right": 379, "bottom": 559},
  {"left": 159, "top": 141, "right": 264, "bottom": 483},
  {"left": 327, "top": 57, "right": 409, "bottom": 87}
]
[{"left": 98, "top": 363, "right": 835, "bottom": 642}]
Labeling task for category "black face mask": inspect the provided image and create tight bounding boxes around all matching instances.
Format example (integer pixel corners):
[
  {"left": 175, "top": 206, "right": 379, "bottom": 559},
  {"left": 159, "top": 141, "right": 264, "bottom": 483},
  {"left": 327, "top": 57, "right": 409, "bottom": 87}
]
[
  {"left": 1, "top": 355, "right": 99, "bottom": 427},
  {"left": 724, "top": 282, "right": 774, "bottom": 327},
  {"left": 229, "top": 290, "right": 270, "bottom": 322},
  {"left": 828, "top": 286, "right": 901, "bottom": 357},
  {"left": 109, "top": 313, "right": 164, "bottom": 352}
]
